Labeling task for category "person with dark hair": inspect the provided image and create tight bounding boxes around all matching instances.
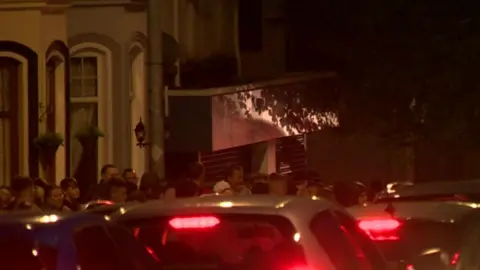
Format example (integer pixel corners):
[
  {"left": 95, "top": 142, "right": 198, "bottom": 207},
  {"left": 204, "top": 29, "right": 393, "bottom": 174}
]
[
  {"left": 164, "top": 162, "right": 207, "bottom": 198},
  {"left": 33, "top": 178, "right": 49, "bottom": 206},
  {"left": 6, "top": 176, "right": 40, "bottom": 211},
  {"left": 122, "top": 168, "right": 139, "bottom": 196},
  {"left": 251, "top": 182, "right": 269, "bottom": 194},
  {"left": 175, "top": 180, "right": 201, "bottom": 198},
  {"left": 60, "top": 178, "right": 80, "bottom": 211},
  {"left": 214, "top": 164, "right": 250, "bottom": 195},
  {"left": 101, "top": 164, "right": 118, "bottom": 179},
  {"left": 139, "top": 172, "right": 163, "bottom": 200},
  {"left": 268, "top": 173, "right": 288, "bottom": 195},
  {"left": 88, "top": 164, "right": 119, "bottom": 201},
  {"left": 186, "top": 162, "right": 211, "bottom": 194},
  {"left": 245, "top": 173, "right": 268, "bottom": 190},
  {"left": 107, "top": 177, "right": 128, "bottom": 203},
  {"left": 42, "top": 185, "right": 66, "bottom": 212},
  {"left": 333, "top": 181, "right": 367, "bottom": 207}
]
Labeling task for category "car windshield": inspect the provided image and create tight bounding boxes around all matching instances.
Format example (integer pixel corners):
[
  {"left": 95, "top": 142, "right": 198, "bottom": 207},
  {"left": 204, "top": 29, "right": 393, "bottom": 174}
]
[
  {"left": 124, "top": 214, "right": 306, "bottom": 270},
  {"left": 376, "top": 180, "right": 480, "bottom": 203},
  {"left": 0, "top": 225, "right": 58, "bottom": 270}
]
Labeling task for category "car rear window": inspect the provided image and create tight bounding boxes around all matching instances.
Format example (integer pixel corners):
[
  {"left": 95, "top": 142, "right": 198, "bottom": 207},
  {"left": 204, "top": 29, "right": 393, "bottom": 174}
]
[
  {"left": 0, "top": 226, "right": 58, "bottom": 270},
  {"left": 124, "top": 214, "right": 306, "bottom": 270}
]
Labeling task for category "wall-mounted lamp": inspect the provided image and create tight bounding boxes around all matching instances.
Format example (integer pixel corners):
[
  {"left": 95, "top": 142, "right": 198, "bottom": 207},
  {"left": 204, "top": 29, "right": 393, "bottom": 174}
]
[{"left": 134, "top": 118, "right": 150, "bottom": 148}]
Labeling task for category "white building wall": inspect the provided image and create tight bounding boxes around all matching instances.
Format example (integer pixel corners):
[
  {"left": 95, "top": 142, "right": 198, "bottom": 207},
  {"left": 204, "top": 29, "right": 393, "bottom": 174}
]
[
  {"left": 0, "top": 2, "right": 69, "bottom": 183},
  {"left": 67, "top": 3, "right": 147, "bottom": 175}
]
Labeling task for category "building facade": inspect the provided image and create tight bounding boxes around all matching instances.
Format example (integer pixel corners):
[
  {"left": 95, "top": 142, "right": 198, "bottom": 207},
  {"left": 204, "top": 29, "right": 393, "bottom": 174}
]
[
  {"left": 0, "top": 0, "right": 149, "bottom": 185},
  {"left": 0, "top": 0, "right": 332, "bottom": 186},
  {"left": 0, "top": 0, "right": 70, "bottom": 185}
]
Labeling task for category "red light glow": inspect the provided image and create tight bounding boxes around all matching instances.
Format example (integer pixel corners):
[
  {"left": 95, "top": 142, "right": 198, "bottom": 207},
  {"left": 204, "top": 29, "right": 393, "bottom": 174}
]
[
  {"left": 358, "top": 219, "right": 401, "bottom": 241},
  {"left": 289, "top": 265, "right": 311, "bottom": 270},
  {"left": 358, "top": 219, "right": 400, "bottom": 231},
  {"left": 451, "top": 252, "right": 460, "bottom": 265},
  {"left": 168, "top": 216, "right": 220, "bottom": 229},
  {"left": 145, "top": 246, "right": 160, "bottom": 262}
]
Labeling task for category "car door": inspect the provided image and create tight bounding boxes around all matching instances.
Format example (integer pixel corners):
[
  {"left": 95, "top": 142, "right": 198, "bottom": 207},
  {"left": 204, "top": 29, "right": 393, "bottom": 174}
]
[
  {"left": 456, "top": 220, "right": 480, "bottom": 270},
  {"left": 73, "top": 224, "right": 128, "bottom": 270},
  {"left": 332, "top": 211, "right": 388, "bottom": 270},
  {"left": 106, "top": 224, "right": 159, "bottom": 270},
  {"left": 310, "top": 210, "right": 387, "bottom": 270}
]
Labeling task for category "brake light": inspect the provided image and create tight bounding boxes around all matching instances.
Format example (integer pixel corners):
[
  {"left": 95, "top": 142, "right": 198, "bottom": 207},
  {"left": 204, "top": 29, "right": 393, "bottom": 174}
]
[
  {"left": 289, "top": 265, "right": 311, "bottom": 270},
  {"left": 168, "top": 216, "right": 220, "bottom": 229},
  {"left": 358, "top": 219, "right": 401, "bottom": 240},
  {"left": 451, "top": 252, "right": 460, "bottom": 265},
  {"left": 359, "top": 219, "right": 400, "bottom": 231}
]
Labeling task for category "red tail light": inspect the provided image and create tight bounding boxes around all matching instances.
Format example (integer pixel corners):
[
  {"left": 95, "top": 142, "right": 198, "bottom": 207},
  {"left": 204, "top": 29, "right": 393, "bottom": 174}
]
[
  {"left": 289, "top": 265, "right": 311, "bottom": 270},
  {"left": 168, "top": 216, "right": 220, "bottom": 229},
  {"left": 358, "top": 219, "right": 401, "bottom": 240},
  {"left": 450, "top": 252, "right": 460, "bottom": 265}
]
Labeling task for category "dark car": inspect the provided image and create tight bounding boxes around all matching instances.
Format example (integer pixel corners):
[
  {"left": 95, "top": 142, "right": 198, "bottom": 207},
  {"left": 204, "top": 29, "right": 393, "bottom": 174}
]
[
  {"left": 349, "top": 180, "right": 480, "bottom": 269},
  {"left": 0, "top": 211, "right": 159, "bottom": 270}
]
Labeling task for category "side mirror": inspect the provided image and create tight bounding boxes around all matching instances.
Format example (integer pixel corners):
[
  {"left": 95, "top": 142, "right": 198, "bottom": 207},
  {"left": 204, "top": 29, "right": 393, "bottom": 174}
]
[{"left": 409, "top": 248, "right": 451, "bottom": 270}]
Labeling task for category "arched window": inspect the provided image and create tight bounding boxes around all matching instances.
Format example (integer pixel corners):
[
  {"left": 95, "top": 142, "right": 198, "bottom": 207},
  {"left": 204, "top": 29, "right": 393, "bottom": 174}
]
[{"left": 69, "top": 43, "right": 112, "bottom": 177}]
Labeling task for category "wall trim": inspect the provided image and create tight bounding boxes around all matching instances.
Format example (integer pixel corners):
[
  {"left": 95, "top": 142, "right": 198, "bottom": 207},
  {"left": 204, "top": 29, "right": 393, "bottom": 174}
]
[
  {"left": 70, "top": 42, "right": 113, "bottom": 173},
  {"left": 69, "top": 33, "right": 124, "bottom": 170},
  {"left": 45, "top": 40, "right": 70, "bottom": 178}
]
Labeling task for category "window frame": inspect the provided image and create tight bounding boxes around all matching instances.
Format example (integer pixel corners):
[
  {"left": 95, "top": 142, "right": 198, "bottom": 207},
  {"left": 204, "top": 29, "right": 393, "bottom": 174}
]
[{"left": 69, "top": 49, "right": 109, "bottom": 174}]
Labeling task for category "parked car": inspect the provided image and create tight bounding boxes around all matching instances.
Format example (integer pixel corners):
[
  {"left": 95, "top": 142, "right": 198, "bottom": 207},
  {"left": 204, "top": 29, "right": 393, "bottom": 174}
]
[
  {"left": 111, "top": 195, "right": 391, "bottom": 270},
  {"left": 349, "top": 181, "right": 480, "bottom": 269},
  {"left": 375, "top": 180, "right": 480, "bottom": 203},
  {"left": 0, "top": 211, "right": 159, "bottom": 270},
  {"left": 84, "top": 200, "right": 139, "bottom": 216}
]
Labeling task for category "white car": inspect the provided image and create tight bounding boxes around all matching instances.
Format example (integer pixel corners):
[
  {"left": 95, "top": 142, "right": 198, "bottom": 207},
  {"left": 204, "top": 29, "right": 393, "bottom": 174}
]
[
  {"left": 112, "top": 195, "right": 390, "bottom": 270},
  {"left": 348, "top": 180, "right": 480, "bottom": 270}
]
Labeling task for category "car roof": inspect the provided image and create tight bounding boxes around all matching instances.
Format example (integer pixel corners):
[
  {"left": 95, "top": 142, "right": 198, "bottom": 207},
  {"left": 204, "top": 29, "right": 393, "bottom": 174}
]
[
  {"left": 348, "top": 201, "right": 480, "bottom": 223},
  {"left": 112, "top": 195, "right": 336, "bottom": 221},
  {"left": 0, "top": 211, "right": 107, "bottom": 226},
  {"left": 381, "top": 179, "right": 480, "bottom": 199}
]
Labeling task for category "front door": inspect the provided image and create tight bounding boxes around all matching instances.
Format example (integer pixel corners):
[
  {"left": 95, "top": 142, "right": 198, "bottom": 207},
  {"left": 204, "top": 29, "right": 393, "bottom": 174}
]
[{"left": 0, "top": 57, "right": 19, "bottom": 186}]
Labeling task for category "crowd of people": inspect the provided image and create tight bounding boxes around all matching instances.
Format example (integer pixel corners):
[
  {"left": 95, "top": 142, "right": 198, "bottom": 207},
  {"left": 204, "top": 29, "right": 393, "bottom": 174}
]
[{"left": 0, "top": 162, "right": 384, "bottom": 213}]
